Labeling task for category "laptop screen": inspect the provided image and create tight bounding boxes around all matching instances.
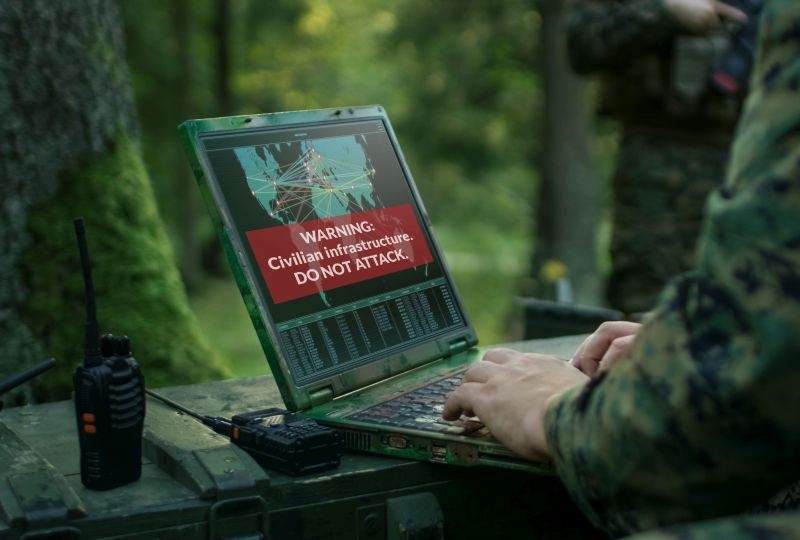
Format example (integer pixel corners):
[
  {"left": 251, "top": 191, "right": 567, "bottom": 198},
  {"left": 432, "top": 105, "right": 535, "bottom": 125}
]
[{"left": 198, "top": 116, "right": 470, "bottom": 386}]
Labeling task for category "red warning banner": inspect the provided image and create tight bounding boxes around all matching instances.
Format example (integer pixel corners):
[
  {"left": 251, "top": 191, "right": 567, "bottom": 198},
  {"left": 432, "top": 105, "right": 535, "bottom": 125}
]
[{"left": 246, "top": 204, "right": 434, "bottom": 304}]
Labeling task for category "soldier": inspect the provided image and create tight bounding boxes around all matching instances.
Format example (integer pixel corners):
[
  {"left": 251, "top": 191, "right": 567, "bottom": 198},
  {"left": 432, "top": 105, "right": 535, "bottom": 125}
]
[
  {"left": 444, "top": 0, "right": 800, "bottom": 536},
  {"left": 566, "top": 0, "right": 757, "bottom": 315}
]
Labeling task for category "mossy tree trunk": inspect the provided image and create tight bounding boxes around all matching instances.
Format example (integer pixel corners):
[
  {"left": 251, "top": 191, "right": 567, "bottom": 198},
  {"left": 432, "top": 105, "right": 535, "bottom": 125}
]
[{"left": 0, "top": 0, "right": 228, "bottom": 401}]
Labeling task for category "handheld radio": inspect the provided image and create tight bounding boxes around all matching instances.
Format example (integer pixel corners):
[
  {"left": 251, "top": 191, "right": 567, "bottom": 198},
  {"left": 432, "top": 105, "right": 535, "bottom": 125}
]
[{"left": 73, "top": 217, "right": 146, "bottom": 490}]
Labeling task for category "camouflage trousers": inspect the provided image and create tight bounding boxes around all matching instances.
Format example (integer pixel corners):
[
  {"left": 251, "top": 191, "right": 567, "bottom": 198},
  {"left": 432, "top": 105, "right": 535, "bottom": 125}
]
[{"left": 606, "top": 131, "right": 730, "bottom": 314}]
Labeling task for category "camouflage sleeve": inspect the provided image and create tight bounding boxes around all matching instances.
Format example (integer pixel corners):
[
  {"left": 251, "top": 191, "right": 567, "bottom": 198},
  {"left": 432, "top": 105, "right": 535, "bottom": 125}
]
[
  {"left": 566, "top": 0, "right": 681, "bottom": 74},
  {"left": 624, "top": 510, "right": 800, "bottom": 540},
  {"left": 545, "top": 0, "right": 800, "bottom": 536}
]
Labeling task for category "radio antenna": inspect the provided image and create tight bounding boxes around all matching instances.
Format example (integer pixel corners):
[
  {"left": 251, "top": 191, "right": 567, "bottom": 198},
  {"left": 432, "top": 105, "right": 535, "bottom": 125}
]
[
  {"left": 0, "top": 358, "right": 56, "bottom": 410},
  {"left": 74, "top": 218, "right": 102, "bottom": 366}
]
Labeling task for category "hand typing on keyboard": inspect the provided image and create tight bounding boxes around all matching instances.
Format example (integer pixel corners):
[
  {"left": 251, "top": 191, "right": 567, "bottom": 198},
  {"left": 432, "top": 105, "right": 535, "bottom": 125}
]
[
  {"left": 349, "top": 372, "right": 488, "bottom": 435},
  {"left": 443, "top": 348, "right": 587, "bottom": 460}
]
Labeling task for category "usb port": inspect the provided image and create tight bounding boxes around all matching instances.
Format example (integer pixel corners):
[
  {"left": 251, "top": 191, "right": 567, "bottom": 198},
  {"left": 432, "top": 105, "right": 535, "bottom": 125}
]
[{"left": 430, "top": 444, "right": 447, "bottom": 463}]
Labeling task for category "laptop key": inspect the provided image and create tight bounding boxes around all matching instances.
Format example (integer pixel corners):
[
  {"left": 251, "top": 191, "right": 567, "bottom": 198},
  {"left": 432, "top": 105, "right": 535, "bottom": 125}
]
[{"left": 347, "top": 370, "right": 484, "bottom": 435}]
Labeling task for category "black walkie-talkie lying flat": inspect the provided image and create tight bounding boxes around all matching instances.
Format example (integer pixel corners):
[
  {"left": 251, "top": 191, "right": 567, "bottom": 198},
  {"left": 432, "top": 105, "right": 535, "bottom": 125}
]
[
  {"left": 146, "top": 390, "right": 342, "bottom": 476},
  {"left": 73, "top": 217, "right": 146, "bottom": 491}
]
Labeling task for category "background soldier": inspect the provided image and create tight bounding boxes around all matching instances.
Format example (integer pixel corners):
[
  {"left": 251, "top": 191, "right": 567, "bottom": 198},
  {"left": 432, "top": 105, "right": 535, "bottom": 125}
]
[{"left": 566, "top": 0, "right": 758, "bottom": 314}]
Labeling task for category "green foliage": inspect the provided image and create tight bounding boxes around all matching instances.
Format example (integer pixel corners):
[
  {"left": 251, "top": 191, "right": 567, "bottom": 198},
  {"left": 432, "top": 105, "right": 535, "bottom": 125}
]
[
  {"left": 22, "top": 134, "right": 229, "bottom": 399},
  {"left": 123, "top": 0, "right": 545, "bottom": 366},
  {"left": 190, "top": 276, "right": 265, "bottom": 377}
]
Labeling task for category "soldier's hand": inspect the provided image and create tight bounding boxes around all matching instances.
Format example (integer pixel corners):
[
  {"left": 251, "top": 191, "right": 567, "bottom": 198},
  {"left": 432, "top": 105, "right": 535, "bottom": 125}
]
[
  {"left": 571, "top": 321, "right": 642, "bottom": 376},
  {"left": 664, "top": 0, "right": 747, "bottom": 34},
  {"left": 443, "top": 348, "right": 588, "bottom": 461}
]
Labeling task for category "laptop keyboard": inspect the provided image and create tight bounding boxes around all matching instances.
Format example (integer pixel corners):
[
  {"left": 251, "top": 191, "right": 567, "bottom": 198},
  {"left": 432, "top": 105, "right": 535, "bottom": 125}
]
[{"left": 347, "top": 371, "right": 486, "bottom": 435}]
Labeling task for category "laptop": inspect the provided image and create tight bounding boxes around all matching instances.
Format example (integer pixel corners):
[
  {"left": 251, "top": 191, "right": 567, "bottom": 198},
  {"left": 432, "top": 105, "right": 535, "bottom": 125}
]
[{"left": 179, "top": 105, "right": 549, "bottom": 473}]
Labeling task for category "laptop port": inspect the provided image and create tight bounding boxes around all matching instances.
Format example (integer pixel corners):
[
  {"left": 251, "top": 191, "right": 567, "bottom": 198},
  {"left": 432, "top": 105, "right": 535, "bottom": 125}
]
[
  {"left": 387, "top": 435, "right": 408, "bottom": 449},
  {"left": 430, "top": 444, "right": 447, "bottom": 463}
]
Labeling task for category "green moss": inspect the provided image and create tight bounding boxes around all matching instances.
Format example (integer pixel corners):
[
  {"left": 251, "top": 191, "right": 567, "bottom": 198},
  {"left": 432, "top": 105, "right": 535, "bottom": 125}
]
[
  {"left": 22, "top": 133, "right": 229, "bottom": 400},
  {"left": 0, "top": 0, "right": 144, "bottom": 400}
]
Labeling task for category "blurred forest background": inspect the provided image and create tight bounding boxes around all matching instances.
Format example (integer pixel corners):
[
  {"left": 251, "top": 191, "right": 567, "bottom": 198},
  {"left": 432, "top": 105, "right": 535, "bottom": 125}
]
[
  {"left": 0, "top": 0, "right": 616, "bottom": 397},
  {"left": 120, "top": 0, "right": 614, "bottom": 377}
]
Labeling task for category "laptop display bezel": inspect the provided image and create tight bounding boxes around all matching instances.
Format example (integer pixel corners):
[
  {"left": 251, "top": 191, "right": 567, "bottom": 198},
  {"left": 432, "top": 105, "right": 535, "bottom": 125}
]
[{"left": 179, "top": 105, "right": 479, "bottom": 411}]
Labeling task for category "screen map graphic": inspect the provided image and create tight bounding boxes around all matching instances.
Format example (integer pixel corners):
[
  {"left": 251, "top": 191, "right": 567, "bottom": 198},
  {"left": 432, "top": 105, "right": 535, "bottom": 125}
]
[{"left": 234, "top": 136, "right": 380, "bottom": 224}]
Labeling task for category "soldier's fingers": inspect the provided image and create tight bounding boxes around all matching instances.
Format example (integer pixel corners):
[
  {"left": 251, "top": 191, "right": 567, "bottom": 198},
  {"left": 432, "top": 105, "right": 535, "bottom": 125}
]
[
  {"left": 572, "top": 321, "right": 634, "bottom": 359},
  {"left": 442, "top": 382, "right": 480, "bottom": 420},
  {"left": 571, "top": 321, "right": 641, "bottom": 376},
  {"left": 597, "top": 334, "right": 637, "bottom": 372},
  {"left": 571, "top": 334, "right": 601, "bottom": 375},
  {"left": 712, "top": 0, "right": 747, "bottom": 23},
  {"left": 571, "top": 351, "right": 600, "bottom": 377},
  {"left": 462, "top": 360, "right": 499, "bottom": 384}
]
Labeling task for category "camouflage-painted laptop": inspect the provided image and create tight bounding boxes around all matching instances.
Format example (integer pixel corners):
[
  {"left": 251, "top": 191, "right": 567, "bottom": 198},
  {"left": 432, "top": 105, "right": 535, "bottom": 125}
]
[{"left": 179, "top": 105, "right": 545, "bottom": 472}]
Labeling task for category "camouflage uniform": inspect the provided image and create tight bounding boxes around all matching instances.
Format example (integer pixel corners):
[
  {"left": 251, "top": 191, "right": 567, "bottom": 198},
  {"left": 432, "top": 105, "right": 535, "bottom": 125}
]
[
  {"left": 567, "top": 0, "right": 744, "bottom": 314},
  {"left": 546, "top": 1, "right": 800, "bottom": 537}
]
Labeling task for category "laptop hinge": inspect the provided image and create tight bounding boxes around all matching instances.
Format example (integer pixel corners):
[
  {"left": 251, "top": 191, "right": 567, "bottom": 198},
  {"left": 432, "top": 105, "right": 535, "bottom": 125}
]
[
  {"left": 447, "top": 338, "right": 470, "bottom": 356},
  {"left": 310, "top": 386, "right": 335, "bottom": 407}
]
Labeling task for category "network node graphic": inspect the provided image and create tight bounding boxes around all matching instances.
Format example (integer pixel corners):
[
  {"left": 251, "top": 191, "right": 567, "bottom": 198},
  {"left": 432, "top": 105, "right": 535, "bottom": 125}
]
[{"left": 235, "top": 137, "right": 379, "bottom": 224}]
